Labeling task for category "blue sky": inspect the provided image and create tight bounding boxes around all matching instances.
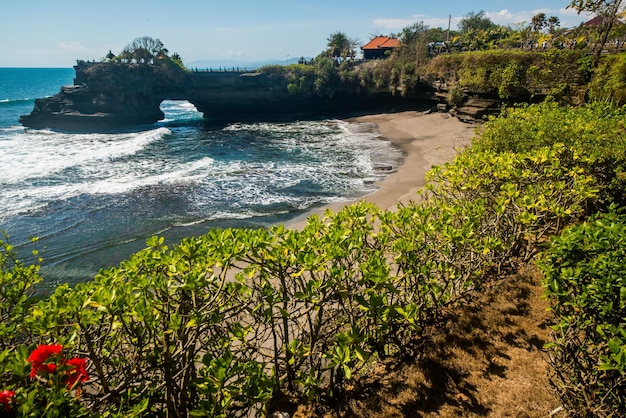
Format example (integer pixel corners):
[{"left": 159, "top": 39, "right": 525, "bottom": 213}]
[{"left": 1, "top": 1, "right": 591, "bottom": 67}]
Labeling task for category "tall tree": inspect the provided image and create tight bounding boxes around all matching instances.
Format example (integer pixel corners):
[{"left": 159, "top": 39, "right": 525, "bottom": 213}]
[
  {"left": 326, "top": 31, "right": 355, "bottom": 61},
  {"left": 347, "top": 36, "right": 361, "bottom": 61},
  {"left": 123, "top": 36, "right": 168, "bottom": 60},
  {"left": 392, "top": 22, "right": 443, "bottom": 65},
  {"left": 458, "top": 10, "right": 496, "bottom": 33},
  {"left": 396, "top": 21, "right": 430, "bottom": 44},
  {"left": 569, "top": 0, "right": 625, "bottom": 58},
  {"left": 548, "top": 16, "right": 561, "bottom": 33},
  {"left": 531, "top": 13, "right": 548, "bottom": 32}
]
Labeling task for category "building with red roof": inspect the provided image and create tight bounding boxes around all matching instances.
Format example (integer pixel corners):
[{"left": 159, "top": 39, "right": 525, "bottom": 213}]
[
  {"left": 584, "top": 16, "right": 605, "bottom": 27},
  {"left": 361, "top": 36, "right": 400, "bottom": 60}
]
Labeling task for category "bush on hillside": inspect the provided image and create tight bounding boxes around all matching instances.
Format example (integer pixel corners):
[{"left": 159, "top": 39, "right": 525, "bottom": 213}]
[
  {"left": 588, "top": 53, "right": 626, "bottom": 104},
  {"left": 540, "top": 210, "right": 626, "bottom": 417},
  {"left": 423, "top": 49, "right": 586, "bottom": 101},
  {"left": 474, "top": 102, "right": 626, "bottom": 209}
]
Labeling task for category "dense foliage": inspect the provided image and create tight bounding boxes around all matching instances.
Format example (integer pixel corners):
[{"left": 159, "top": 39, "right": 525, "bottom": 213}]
[
  {"left": 278, "top": 46, "right": 597, "bottom": 106},
  {"left": 540, "top": 210, "right": 626, "bottom": 416},
  {"left": 475, "top": 102, "right": 626, "bottom": 208},
  {"left": 262, "top": 5, "right": 626, "bottom": 106},
  {"left": 587, "top": 52, "right": 626, "bottom": 104},
  {"left": 105, "top": 37, "right": 187, "bottom": 72},
  {"left": 424, "top": 49, "right": 589, "bottom": 100},
  {"left": 120, "top": 36, "right": 169, "bottom": 61},
  {"left": 475, "top": 102, "right": 626, "bottom": 416},
  {"left": 4, "top": 102, "right": 626, "bottom": 415},
  {"left": 260, "top": 58, "right": 364, "bottom": 99}
]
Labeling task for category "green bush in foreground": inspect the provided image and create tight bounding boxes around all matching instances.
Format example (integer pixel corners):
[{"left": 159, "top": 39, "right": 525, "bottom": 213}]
[
  {"left": 540, "top": 210, "right": 626, "bottom": 417},
  {"left": 0, "top": 235, "right": 42, "bottom": 351}
]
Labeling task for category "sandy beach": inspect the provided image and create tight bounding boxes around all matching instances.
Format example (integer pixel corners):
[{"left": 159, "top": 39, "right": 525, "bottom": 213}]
[{"left": 288, "top": 111, "right": 477, "bottom": 228}]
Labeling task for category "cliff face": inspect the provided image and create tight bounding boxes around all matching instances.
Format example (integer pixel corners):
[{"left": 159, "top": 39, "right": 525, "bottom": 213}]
[{"left": 20, "top": 61, "right": 431, "bottom": 132}]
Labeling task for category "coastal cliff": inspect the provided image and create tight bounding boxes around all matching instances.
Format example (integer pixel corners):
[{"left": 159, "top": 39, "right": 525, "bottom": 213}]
[
  {"left": 20, "top": 48, "right": 592, "bottom": 132},
  {"left": 19, "top": 61, "right": 433, "bottom": 132}
]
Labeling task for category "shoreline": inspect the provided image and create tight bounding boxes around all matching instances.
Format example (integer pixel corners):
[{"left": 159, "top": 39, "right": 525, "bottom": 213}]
[{"left": 287, "top": 111, "right": 477, "bottom": 228}]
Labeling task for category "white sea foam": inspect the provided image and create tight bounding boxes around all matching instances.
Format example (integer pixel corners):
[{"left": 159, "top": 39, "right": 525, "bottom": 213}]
[
  {"left": 159, "top": 100, "right": 203, "bottom": 123},
  {"left": 0, "top": 127, "right": 188, "bottom": 218},
  {"left": 86, "top": 156, "right": 215, "bottom": 195},
  {"left": 0, "top": 127, "right": 171, "bottom": 184},
  {"left": 1, "top": 118, "right": 400, "bottom": 221},
  {"left": 0, "top": 110, "right": 406, "bottom": 283}
]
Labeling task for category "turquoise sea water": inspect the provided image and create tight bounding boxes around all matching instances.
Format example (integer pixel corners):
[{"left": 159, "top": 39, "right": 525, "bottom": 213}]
[{"left": 0, "top": 68, "right": 402, "bottom": 290}]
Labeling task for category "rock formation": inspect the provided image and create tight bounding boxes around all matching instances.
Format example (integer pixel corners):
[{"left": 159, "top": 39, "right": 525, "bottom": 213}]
[
  {"left": 20, "top": 61, "right": 192, "bottom": 131},
  {"left": 20, "top": 60, "right": 433, "bottom": 132}
]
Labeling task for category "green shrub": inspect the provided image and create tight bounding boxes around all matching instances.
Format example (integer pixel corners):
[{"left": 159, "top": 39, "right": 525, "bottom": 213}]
[
  {"left": 425, "top": 50, "right": 585, "bottom": 99},
  {"left": 25, "top": 234, "right": 270, "bottom": 417},
  {"left": 0, "top": 235, "right": 42, "bottom": 351},
  {"left": 474, "top": 102, "right": 626, "bottom": 208},
  {"left": 540, "top": 210, "right": 626, "bottom": 416},
  {"left": 411, "top": 143, "right": 598, "bottom": 266},
  {"left": 588, "top": 53, "right": 626, "bottom": 104},
  {"left": 447, "top": 85, "right": 467, "bottom": 107}
]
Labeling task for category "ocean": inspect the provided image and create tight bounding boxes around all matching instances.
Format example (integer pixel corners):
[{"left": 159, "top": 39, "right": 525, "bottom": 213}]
[{"left": 0, "top": 67, "right": 402, "bottom": 290}]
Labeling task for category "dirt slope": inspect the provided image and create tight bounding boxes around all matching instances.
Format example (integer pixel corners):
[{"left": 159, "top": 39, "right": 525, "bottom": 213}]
[{"left": 292, "top": 265, "right": 564, "bottom": 417}]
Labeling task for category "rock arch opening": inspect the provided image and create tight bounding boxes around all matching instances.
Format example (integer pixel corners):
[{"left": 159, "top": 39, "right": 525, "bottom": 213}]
[{"left": 159, "top": 100, "right": 203, "bottom": 123}]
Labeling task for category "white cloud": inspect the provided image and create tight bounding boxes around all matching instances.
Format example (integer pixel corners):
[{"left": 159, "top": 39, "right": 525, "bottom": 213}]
[
  {"left": 486, "top": 8, "right": 589, "bottom": 27},
  {"left": 485, "top": 9, "right": 517, "bottom": 24}
]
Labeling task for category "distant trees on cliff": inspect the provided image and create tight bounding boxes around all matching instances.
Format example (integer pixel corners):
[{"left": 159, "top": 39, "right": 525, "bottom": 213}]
[
  {"left": 109, "top": 36, "right": 185, "bottom": 71},
  {"left": 325, "top": 31, "right": 360, "bottom": 61},
  {"left": 119, "top": 36, "right": 169, "bottom": 61},
  {"left": 458, "top": 10, "right": 497, "bottom": 33}
]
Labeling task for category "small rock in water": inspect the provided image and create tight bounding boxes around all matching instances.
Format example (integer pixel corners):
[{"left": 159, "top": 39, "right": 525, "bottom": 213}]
[{"left": 374, "top": 164, "right": 393, "bottom": 171}]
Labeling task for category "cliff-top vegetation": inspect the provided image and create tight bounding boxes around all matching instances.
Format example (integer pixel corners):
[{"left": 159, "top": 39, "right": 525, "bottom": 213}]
[{"left": 263, "top": 1, "right": 626, "bottom": 110}]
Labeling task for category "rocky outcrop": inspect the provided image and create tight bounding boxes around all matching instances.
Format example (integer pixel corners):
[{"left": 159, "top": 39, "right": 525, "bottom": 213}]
[
  {"left": 20, "top": 61, "right": 192, "bottom": 131},
  {"left": 20, "top": 61, "right": 432, "bottom": 132},
  {"left": 427, "top": 78, "right": 539, "bottom": 122}
]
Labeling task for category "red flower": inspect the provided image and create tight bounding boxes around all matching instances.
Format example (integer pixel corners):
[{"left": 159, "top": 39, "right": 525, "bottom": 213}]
[
  {"left": 0, "top": 390, "right": 15, "bottom": 412},
  {"left": 27, "top": 344, "right": 63, "bottom": 378},
  {"left": 64, "top": 357, "right": 89, "bottom": 389},
  {"left": 26, "top": 344, "right": 89, "bottom": 393}
]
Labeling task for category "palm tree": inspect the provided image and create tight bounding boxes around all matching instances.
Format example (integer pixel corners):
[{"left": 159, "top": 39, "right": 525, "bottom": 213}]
[
  {"left": 548, "top": 16, "right": 561, "bottom": 34},
  {"left": 531, "top": 13, "right": 547, "bottom": 33}
]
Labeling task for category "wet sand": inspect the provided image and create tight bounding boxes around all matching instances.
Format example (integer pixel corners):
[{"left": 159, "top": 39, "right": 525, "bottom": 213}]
[{"left": 288, "top": 111, "right": 477, "bottom": 228}]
